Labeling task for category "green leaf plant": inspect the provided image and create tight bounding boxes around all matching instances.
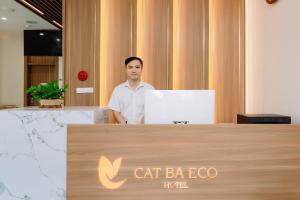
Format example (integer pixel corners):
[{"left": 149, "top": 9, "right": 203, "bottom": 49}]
[{"left": 26, "top": 81, "right": 68, "bottom": 102}]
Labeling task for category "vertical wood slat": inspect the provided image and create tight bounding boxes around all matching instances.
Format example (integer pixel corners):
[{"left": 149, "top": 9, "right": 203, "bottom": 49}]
[
  {"left": 136, "top": 0, "right": 172, "bottom": 89},
  {"left": 173, "top": 0, "right": 208, "bottom": 90},
  {"left": 64, "top": 0, "right": 100, "bottom": 106},
  {"left": 209, "top": 0, "right": 245, "bottom": 123},
  {"left": 99, "top": 0, "right": 134, "bottom": 106}
]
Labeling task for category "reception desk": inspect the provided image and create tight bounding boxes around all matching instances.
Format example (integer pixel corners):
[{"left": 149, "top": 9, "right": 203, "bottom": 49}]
[
  {"left": 0, "top": 107, "right": 108, "bottom": 200},
  {"left": 1, "top": 117, "right": 300, "bottom": 200},
  {"left": 67, "top": 124, "right": 300, "bottom": 200}
]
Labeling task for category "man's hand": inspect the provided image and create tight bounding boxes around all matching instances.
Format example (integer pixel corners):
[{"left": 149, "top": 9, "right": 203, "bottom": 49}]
[{"left": 113, "top": 110, "right": 126, "bottom": 124}]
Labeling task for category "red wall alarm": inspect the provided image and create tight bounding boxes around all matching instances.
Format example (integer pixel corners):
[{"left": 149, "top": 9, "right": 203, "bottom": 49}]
[
  {"left": 266, "top": 0, "right": 278, "bottom": 4},
  {"left": 77, "top": 70, "right": 88, "bottom": 81}
]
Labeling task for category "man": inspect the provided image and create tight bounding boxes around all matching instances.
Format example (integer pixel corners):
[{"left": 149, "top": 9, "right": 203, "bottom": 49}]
[{"left": 108, "top": 57, "right": 154, "bottom": 124}]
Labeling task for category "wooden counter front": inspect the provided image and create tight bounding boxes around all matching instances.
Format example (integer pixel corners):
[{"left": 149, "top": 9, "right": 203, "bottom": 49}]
[{"left": 67, "top": 124, "right": 300, "bottom": 200}]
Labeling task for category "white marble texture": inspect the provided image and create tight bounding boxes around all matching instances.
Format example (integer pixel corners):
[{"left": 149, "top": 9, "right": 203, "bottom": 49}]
[{"left": 0, "top": 107, "right": 108, "bottom": 200}]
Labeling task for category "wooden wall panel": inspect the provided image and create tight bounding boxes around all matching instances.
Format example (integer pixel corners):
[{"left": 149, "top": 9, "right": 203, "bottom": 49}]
[
  {"left": 24, "top": 56, "right": 58, "bottom": 106},
  {"left": 64, "top": 0, "right": 100, "bottom": 106},
  {"left": 99, "top": 0, "right": 134, "bottom": 106},
  {"left": 63, "top": 0, "right": 245, "bottom": 119},
  {"left": 136, "top": 0, "right": 172, "bottom": 89},
  {"left": 209, "top": 0, "right": 245, "bottom": 123},
  {"left": 173, "top": 0, "right": 208, "bottom": 89}
]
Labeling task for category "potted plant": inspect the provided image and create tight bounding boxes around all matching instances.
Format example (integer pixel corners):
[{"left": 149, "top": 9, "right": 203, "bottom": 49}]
[{"left": 26, "top": 81, "right": 68, "bottom": 108}]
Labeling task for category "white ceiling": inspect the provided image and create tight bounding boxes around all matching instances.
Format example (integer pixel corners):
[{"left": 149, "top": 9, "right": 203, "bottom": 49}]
[{"left": 0, "top": 0, "right": 57, "bottom": 32}]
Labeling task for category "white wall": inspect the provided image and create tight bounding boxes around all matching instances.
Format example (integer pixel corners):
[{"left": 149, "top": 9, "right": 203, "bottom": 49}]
[
  {"left": 0, "top": 31, "right": 24, "bottom": 107},
  {"left": 246, "top": 0, "right": 300, "bottom": 124}
]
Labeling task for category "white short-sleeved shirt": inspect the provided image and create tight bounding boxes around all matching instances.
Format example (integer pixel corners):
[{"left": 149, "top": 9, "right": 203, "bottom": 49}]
[{"left": 108, "top": 80, "right": 154, "bottom": 124}]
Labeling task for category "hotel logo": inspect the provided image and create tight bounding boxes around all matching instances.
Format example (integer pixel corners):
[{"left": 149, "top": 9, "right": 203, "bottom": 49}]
[
  {"left": 98, "top": 156, "right": 218, "bottom": 190},
  {"left": 98, "top": 156, "right": 127, "bottom": 190}
]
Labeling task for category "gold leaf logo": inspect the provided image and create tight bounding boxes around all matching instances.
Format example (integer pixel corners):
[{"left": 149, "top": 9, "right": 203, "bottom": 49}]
[{"left": 98, "top": 156, "right": 127, "bottom": 189}]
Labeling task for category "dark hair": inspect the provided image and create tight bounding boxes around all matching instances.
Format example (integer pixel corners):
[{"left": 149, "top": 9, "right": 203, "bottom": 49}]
[{"left": 125, "top": 56, "right": 143, "bottom": 67}]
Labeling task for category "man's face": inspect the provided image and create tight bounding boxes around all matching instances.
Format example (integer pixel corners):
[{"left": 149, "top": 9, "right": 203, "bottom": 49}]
[{"left": 126, "top": 60, "right": 143, "bottom": 81}]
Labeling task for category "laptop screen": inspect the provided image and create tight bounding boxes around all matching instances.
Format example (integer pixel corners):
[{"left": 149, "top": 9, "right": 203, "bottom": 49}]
[{"left": 144, "top": 90, "right": 215, "bottom": 124}]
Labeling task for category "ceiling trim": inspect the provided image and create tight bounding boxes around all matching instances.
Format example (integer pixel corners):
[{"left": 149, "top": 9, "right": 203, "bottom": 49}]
[{"left": 15, "top": 0, "right": 62, "bottom": 29}]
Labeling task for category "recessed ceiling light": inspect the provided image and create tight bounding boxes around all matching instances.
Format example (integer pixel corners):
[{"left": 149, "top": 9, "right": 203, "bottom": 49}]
[
  {"left": 1, "top": 17, "right": 7, "bottom": 21},
  {"left": 39, "top": 32, "right": 44, "bottom": 36}
]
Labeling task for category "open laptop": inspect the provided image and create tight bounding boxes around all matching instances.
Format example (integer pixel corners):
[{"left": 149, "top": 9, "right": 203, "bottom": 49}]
[{"left": 144, "top": 90, "right": 215, "bottom": 124}]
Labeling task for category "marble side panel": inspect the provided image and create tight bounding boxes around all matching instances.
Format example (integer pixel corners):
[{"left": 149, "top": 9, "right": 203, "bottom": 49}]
[{"left": 0, "top": 108, "right": 107, "bottom": 200}]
